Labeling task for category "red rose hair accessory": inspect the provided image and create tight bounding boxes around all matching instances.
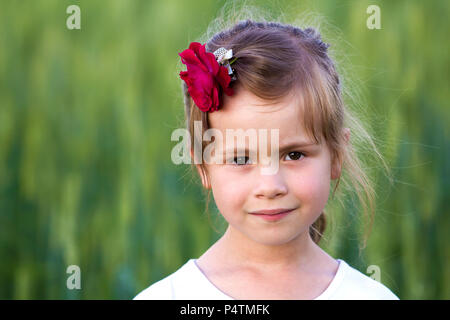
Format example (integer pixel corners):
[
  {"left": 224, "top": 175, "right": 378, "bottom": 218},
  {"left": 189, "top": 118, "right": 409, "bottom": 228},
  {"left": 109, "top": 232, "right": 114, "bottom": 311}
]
[{"left": 179, "top": 42, "right": 237, "bottom": 112}]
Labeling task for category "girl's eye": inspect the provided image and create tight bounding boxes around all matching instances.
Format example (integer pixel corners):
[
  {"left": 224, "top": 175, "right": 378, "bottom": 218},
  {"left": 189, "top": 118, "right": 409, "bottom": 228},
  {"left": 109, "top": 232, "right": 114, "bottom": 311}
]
[
  {"left": 285, "top": 151, "right": 305, "bottom": 161},
  {"left": 232, "top": 156, "right": 252, "bottom": 165}
]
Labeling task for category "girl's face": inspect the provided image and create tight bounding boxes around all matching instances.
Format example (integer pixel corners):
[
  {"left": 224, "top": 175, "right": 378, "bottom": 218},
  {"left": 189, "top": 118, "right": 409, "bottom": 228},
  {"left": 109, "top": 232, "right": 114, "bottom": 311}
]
[{"left": 201, "top": 87, "right": 343, "bottom": 246}]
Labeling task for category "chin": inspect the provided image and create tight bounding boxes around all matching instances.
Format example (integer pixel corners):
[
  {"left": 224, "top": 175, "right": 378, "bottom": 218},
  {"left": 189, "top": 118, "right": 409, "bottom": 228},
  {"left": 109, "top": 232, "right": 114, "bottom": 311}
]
[{"left": 247, "top": 228, "right": 307, "bottom": 247}]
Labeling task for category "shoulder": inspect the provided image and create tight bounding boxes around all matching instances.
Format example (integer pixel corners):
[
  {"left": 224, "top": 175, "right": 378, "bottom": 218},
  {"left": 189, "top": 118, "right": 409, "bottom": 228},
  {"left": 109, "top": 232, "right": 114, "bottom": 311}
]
[
  {"left": 332, "top": 260, "right": 399, "bottom": 300},
  {"left": 133, "top": 275, "right": 173, "bottom": 300},
  {"left": 133, "top": 259, "right": 199, "bottom": 300}
]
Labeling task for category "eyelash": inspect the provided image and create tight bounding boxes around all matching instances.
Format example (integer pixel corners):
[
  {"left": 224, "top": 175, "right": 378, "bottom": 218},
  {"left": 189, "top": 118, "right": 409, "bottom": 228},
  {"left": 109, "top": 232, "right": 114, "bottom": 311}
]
[
  {"left": 284, "top": 151, "right": 305, "bottom": 161},
  {"left": 229, "top": 151, "right": 306, "bottom": 166},
  {"left": 230, "top": 156, "right": 253, "bottom": 166}
]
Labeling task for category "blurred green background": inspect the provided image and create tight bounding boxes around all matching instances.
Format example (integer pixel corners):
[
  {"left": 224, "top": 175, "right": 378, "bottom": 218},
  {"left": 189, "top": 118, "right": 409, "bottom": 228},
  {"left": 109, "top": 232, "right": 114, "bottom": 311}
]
[{"left": 0, "top": 0, "right": 448, "bottom": 299}]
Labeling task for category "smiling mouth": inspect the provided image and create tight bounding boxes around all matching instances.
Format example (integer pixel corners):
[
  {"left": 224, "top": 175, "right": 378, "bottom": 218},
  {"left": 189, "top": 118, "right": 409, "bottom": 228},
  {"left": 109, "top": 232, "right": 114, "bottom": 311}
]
[
  {"left": 249, "top": 208, "right": 297, "bottom": 215},
  {"left": 248, "top": 208, "right": 296, "bottom": 221}
]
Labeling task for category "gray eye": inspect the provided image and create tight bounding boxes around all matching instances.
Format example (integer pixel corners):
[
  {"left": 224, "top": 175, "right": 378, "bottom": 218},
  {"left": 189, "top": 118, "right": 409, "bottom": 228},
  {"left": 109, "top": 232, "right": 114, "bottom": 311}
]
[{"left": 233, "top": 156, "right": 251, "bottom": 165}]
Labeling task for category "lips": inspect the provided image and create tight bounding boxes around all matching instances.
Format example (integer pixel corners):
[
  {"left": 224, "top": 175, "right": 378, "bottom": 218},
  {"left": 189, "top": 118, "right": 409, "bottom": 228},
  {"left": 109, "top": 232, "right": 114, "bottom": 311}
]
[
  {"left": 248, "top": 208, "right": 296, "bottom": 222},
  {"left": 249, "top": 208, "right": 296, "bottom": 215}
]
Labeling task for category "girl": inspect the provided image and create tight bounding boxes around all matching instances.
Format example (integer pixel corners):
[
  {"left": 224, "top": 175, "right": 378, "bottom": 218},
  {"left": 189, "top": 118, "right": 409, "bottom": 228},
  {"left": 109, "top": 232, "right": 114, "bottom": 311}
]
[{"left": 134, "top": 19, "right": 399, "bottom": 300}]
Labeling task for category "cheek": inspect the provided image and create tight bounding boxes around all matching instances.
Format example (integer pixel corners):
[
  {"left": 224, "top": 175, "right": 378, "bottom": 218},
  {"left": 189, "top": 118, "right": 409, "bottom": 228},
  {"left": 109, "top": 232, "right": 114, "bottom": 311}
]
[
  {"left": 289, "top": 163, "right": 331, "bottom": 207},
  {"left": 209, "top": 168, "right": 249, "bottom": 213}
]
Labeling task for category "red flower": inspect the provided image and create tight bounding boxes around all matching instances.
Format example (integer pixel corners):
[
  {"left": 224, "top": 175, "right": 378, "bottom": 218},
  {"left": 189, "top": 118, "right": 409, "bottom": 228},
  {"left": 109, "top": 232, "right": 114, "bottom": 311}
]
[{"left": 179, "top": 42, "right": 234, "bottom": 112}]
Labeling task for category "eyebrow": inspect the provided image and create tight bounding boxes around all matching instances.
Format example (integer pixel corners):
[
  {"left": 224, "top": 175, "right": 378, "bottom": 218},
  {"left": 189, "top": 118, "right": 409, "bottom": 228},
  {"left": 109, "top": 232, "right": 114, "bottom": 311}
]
[
  {"left": 279, "top": 141, "right": 318, "bottom": 153},
  {"left": 222, "top": 140, "right": 318, "bottom": 155}
]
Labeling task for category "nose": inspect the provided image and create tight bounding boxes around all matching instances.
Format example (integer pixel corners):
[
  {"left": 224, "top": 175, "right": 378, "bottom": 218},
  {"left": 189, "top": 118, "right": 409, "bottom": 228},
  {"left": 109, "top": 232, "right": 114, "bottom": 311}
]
[{"left": 253, "top": 169, "right": 288, "bottom": 199}]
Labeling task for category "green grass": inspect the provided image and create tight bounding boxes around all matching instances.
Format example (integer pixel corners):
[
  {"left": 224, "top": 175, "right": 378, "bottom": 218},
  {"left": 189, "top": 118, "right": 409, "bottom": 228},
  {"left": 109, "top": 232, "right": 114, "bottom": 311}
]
[{"left": 0, "top": 0, "right": 448, "bottom": 299}]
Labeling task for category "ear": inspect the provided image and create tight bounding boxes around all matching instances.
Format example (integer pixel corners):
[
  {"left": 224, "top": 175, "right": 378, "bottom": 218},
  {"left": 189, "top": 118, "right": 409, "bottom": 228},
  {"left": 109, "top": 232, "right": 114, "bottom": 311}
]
[
  {"left": 343, "top": 127, "right": 350, "bottom": 145},
  {"left": 331, "top": 128, "right": 350, "bottom": 180},
  {"left": 190, "top": 149, "right": 211, "bottom": 189}
]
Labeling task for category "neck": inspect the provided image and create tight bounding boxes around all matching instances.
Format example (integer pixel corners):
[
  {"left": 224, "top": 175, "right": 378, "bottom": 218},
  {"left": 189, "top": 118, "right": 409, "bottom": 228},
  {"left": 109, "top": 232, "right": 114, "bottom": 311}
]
[{"left": 213, "top": 224, "right": 322, "bottom": 272}]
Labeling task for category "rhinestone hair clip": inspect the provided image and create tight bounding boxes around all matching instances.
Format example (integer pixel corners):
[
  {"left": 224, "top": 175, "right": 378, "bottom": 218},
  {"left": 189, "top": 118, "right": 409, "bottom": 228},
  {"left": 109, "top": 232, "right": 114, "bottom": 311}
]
[{"left": 213, "top": 47, "right": 237, "bottom": 81}]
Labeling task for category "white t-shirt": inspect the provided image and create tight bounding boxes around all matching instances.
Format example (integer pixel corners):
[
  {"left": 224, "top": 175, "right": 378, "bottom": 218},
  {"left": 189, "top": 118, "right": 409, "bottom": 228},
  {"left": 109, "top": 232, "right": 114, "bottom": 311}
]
[{"left": 134, "top": 258, "right": 399, "bottom": 300}]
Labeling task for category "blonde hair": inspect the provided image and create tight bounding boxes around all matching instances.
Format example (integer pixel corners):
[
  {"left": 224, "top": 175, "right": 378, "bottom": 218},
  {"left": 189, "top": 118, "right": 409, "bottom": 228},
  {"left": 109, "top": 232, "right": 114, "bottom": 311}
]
[{"left": 179, "top": 8, "right": 391, "bottom": 251}]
